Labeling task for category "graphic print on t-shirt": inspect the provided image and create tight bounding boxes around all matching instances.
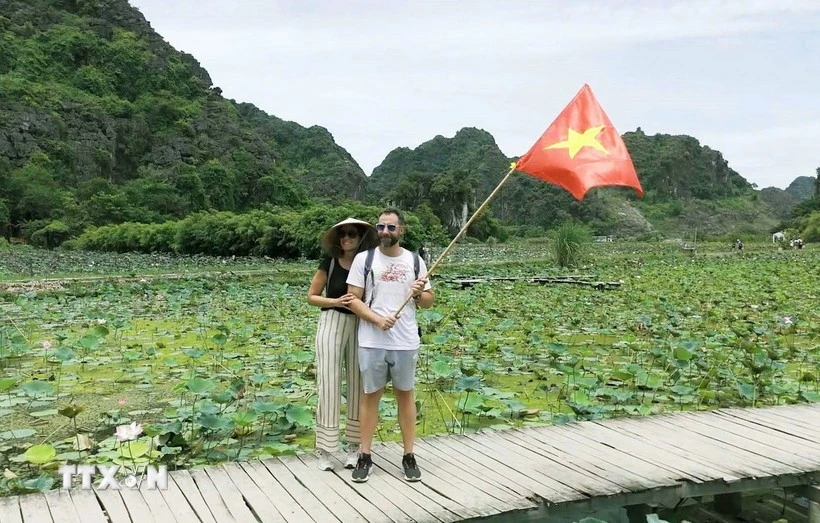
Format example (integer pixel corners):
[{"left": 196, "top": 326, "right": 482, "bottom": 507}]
[{"left": 380, "top": 263, "right": 411, "bottom": 283}]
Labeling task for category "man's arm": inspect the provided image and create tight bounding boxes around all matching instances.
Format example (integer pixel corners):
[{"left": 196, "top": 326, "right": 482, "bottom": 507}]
[
  {"left": 348, "top": 284, "right": 396, "bottom": 331},
  {"left": 413, "top": 288, "right": 435, "bottom": 309},
  {"left": 409, "top": 276, "right": 435, "bottom": 309}
]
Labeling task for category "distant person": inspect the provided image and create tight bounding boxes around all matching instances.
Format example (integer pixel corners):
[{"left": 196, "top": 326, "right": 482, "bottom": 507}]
[
  {"left": 418, "top": 242, "right": 431, "bottom": 266},
  {"left": 734, "top": 239, "right": 744, "bottom": 251},
  {"left": 346, "top": 208, "right": 434, "bottom": 483},
  {"left": 797, "top": 238, "right": 804, "bottom": 249},
  {"left": 307, "top": 218, "right": 379, "bottom": 471}
]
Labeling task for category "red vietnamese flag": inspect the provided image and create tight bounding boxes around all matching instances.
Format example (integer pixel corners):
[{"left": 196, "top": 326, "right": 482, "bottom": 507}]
[{"left": 514, "top": 84, "right": 643, "bottom": 200}]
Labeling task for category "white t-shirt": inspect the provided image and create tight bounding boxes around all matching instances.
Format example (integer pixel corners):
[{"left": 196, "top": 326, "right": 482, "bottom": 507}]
[{"left": 347, "top": 248, "right": 432, "bottom": 351}]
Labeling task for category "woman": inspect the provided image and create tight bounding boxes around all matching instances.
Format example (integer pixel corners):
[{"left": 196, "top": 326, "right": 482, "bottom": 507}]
[{"left": 307, "top": 217, "right": 379, "bottom": 471}]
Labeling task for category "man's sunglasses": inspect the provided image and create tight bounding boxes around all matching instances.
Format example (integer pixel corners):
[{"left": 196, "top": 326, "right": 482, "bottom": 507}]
[
  {"left": 376, "top": 224, "right": 398, "bottom": 232},
  {"left": 338, "top": 228, "right": 360, "bottom": 238}
]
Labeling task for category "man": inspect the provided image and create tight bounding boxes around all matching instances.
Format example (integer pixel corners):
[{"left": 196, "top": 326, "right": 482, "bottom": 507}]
[{"left": 346, "top": 208, "right": 434, "bottom": 483}]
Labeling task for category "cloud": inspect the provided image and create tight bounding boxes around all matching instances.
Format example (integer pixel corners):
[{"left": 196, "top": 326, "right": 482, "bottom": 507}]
[{"left": 132, "top": 0, "right": 820, "bottom": 188}]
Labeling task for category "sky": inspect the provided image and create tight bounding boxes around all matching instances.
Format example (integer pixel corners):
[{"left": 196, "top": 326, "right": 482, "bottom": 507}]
[{"left": 130, "top": 0, "right": 819, "bottom": 190}]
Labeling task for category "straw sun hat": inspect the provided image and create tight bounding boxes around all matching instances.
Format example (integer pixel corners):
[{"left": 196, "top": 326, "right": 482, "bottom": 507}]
[{"left": 320, "top": 217, "right": 379, "bottom": 256}]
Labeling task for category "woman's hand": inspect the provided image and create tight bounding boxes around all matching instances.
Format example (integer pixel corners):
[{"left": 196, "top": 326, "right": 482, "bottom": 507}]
[{"left": 335, "top": 293, "right": 356, "bottom": 308}]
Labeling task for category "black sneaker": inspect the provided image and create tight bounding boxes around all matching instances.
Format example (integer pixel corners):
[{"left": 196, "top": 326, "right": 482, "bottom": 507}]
[
  {"left": 402, "top": 453, "right": 421, "bottom": 482},
  {"left": 351, "top": 454, "right": 373, "bottom": 483}
]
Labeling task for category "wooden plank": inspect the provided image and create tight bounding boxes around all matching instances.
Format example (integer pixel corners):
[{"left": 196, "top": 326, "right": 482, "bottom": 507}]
[
  {"left": 656, "top": 413, "right": 809, "bottom": 473},
  {"left": 464, "top": 431, "right": 625, "bottom": 496},
  {"left": 513, "top": 425, "right": 678, "bottom": 490},
  {"left": 419, "top": 436, "right": 534, "bottom": 500},
  {"left": 241, "top": 461, "right": 313, "bottom": 522},
  {"left": 724, "top": 408, "right": 820, "bottom": 440},
  {"left": 43, "top": 490, "right": 82, "bottom": 523},
  {"left": 585, "top": 417, "right": 737, "bottom": 482},
  {"left": 611, "top": 415, "right": 786, "bottom": 478},
  {"left": 437, "top": 432, "right": 581, "bottom": 503},
  {"left": 189, "top": 468, "right": 237, "bottom": 522},
  {"left": 137, "top": 487, "right": 177, "bottom": 522},
  {"left": 323, "top": 453, "right": 421, "bottom": 523},
  {"left": 364, "top": 444, "right": 480, "bottom": 521},
  {"left": 739, "top": 405, "right": 820, "bottom": 431},
  {"left": 414, "top": 437, "right": 534, "bottom": 503},
  {"left": 92, "top": 489, "right": 132, "bottom": 523},
  {"left": 556, "top": 419, "right": 712, "bottom": 483},
  {"left": 203, "top": 465, "right": 258, "bottom": 521},
  {"left": 18, "top": 494, "right": 52, "bottom": 523},
  {"left": 720, "top": 405, "right": 820, "bottom": 436},
  {"left": 515, "top": 425, "right": 676, "bottom": 490},
  {"left": 705, "top": 411, "right": 820, "bottom": 460},
  {"left": 377, "top": 441, "right": 509, "bottom": 516},
  {"left": 295, "top": 453, "right": 391, "bottom": 523},
  {"left": 155, "top": 473, "right": 205, "bottom": 523},
  {"left": 67, "top": 491, "right": 107, "bottom": 523},
  {"left": 730, "top": 406, "right": 820, "bottom": 434},
  {"left": 372, "top": 442, "right": 496, "bottom": 517},
  {"left": 713, "top": 407, "right": 820, "bottom": 446},
  {"left": 221, "top": 462, "right": 286, "bottom": 523},
  {"left": 768, "top": 405, "right": 820, "bottom": 427},
  {"left": 260, "top": 458, "right": 340, "bottom": 522},
  {"left": 0, "top": 496, "right": 23, "bottom": 523},
  {"left": 169, "top": 470, "right": 219, "bottom": 523},
  {"left": 117, "top": 488, "right": 155, "bottom": 522},
  {"left": 278, "top": 455, "right": 368, "bottom": 523},
  {"left": 634, "top": 414, "right": 791, "bottom": 477},
  {"left": 328, "top": 452, "right": 458, "bottom": 523}
]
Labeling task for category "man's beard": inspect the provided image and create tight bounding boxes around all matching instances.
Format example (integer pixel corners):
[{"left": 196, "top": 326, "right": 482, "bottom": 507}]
[{"left": 380, "top": 236, "right": 399, "bottom": 247}]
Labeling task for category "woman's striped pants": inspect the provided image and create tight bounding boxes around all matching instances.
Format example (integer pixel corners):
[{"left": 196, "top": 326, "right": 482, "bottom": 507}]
[{"left": 314, "top": 309, "right": 362, "bottom": 452}]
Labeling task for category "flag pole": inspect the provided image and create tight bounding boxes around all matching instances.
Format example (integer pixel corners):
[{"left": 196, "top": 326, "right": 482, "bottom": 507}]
[{"left": 394, "top": 163, "right": 518, "bottom": 316}]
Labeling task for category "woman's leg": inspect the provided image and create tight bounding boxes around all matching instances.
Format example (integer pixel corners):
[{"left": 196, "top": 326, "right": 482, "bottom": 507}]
[
  {"left": 314, "top": 310, "right": 344, "bottom": 452},
  {"left": 343, "top": 315, "right": 362, "bottom": 445}
]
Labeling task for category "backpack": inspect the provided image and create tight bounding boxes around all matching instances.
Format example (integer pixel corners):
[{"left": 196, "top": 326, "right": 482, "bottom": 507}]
[
  {"left": 324, "top": 257, "right": 335, "bottom": 296},
  {"left": 362, "top": 248, "right": 422, "bottom": 336}
]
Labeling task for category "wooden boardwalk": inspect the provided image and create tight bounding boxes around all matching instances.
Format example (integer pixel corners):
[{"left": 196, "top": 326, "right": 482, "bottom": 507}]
[{"left": 1, "top": 403, "right": 818, "bottom": 522}]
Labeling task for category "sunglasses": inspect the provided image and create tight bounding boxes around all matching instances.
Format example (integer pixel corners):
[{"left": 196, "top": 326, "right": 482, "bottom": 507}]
[
  {"left": 338, "top": 228, "right": 359, "bottom": 238},
  {"left": 376, "top": 224, "right": 398, "bottom": 232}
]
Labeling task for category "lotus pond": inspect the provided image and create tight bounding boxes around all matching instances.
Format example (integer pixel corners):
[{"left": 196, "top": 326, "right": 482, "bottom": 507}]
[{"left": 0, "top": 242, "right": 817, "bottom": 494}]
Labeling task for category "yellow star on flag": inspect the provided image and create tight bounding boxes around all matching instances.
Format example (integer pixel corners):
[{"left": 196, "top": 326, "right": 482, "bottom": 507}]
[{"left": 545, "top": 125, "right": 609, "bottom": 159}]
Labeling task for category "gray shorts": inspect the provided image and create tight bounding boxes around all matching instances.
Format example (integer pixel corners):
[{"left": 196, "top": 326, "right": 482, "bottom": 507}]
[{"left": 358, "top": 348, "right": 418, "bottom": 394}]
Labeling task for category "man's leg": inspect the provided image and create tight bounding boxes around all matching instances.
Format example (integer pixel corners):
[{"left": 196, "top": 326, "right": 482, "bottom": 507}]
[
  {"left": 390, "top": 350, "right": 421, "bottom": 481},
  {"left": 353, "top": 348, "right": 388, "bottom": 483},
  {"left": 394, "top": 387, "right": 416, "bottom": 454},
  {"left": 359, "top": 387, "right": 384, "bottom": 454}
]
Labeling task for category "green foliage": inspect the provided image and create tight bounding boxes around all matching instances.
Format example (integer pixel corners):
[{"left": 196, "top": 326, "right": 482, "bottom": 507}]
[
  {"left": 1, "top": 0, "right": 367, "bottom": 244},
  {"left": 783, "top": 175, "right": 816, "bottom": 202},
  {"left": 29, "top": 220, "right": 72, "bottom": 249},
  {"left": 622, "top": 129, "right": 753, "bottom": 202},
  {"left": 551, "top": 221, "right": 591, "bottom": 268},
  {"left": 69, "top": 203, "right": 434, "bottom": 257},
  {"left": 792, "top": 210, "right": 820, "bottom": 242}
]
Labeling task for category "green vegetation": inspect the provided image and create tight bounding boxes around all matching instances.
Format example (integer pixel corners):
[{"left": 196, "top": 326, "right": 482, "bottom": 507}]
[
  {"left": 0, "top": 242, "right": 817, "bottom": 494},
  {"left": 551, "top": 221, "right": 591, "bottom": 268},
  {"left": 1, "top": 0, "right": 816, "bottom": 251},
  {"left": 0, "top": 0, "right": 366, "bottom": 247}
]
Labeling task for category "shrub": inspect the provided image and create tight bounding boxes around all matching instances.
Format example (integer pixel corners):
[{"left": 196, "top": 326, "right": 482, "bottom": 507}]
[{"left": 552, "top": 221, "right": 591, "bottom": 268}]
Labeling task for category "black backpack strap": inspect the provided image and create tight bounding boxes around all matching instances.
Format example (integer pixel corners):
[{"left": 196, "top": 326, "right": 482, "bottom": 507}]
[
  {"left": 325, "top": 257, "right": 335, "bottom": 296},
  {"left": 363, "top": 248, "right": 376, "bottom": 307},
  {"left": 413, "top": 251, "right": 420, "bottom": 280}
]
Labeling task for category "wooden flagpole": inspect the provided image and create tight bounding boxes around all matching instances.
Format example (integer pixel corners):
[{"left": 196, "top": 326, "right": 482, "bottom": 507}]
[{"left": 394, "top": 163, "right": 517, "bottom": 316}]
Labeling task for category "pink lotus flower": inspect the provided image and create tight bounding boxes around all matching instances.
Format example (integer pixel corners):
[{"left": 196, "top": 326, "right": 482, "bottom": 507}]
[
  {"left": 42, "top": 341, "right": 52, "bottom": 350},
  {"left": 117, "top": 397, "right": 126, "bottom": 407},
  {"left": 115, "top": 422, "right": 142, "bottom": 442}
]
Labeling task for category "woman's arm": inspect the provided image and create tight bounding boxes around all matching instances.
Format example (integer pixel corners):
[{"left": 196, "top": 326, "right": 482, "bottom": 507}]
[{"left": 308, "top": 270, "right": 343, "bottom": 308}]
